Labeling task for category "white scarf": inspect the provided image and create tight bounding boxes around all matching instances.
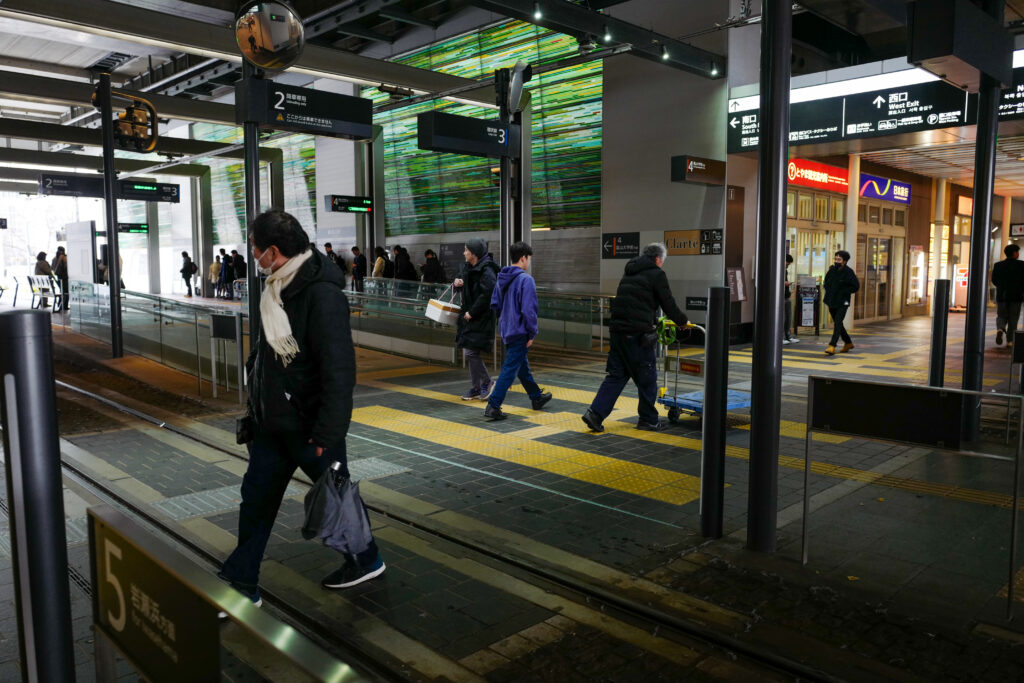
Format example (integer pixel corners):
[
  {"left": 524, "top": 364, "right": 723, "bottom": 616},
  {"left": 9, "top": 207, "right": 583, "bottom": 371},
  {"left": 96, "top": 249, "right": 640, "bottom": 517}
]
[{"left": 260, "top": 249, "right": 313, "bottom": 366}]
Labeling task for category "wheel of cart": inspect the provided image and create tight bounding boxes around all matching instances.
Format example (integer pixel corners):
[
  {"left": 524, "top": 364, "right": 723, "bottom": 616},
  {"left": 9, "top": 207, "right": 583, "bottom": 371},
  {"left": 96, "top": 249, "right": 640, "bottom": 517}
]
[{"left": 656, "top": 317, "right": 751, "bottom": 428}]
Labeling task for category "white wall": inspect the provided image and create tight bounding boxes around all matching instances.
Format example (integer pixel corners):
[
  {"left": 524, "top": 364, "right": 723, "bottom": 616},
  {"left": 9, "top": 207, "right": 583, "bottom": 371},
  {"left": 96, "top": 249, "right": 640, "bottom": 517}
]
[
  {"left": 601, "top": 0, "right": 730, "bottom": 321},
  {"left": 312, "top": 78, "right": 360, "bottom": 250}
]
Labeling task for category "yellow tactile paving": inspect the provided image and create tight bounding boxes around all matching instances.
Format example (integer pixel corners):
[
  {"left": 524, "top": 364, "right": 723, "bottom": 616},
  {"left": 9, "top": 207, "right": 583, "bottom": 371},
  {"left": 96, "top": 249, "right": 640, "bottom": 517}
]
[
  {"left": 354, "top": 361, "right": 1017, "bottom": 509},
  {"left": 736, "top": 419, "right": 850, "bottom": 444},
  {"left": 351, "top": 406, "right": 702, "bottom": 505},
  {"left": 358, "top": 365, "right": 450, "bottom": 382}
]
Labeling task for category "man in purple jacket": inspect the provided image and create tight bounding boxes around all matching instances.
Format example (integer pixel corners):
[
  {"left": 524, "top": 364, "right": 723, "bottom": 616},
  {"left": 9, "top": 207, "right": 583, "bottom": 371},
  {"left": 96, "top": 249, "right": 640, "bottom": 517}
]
[{"left": 483, "top": 241, "right": 553, "bottom": 420}]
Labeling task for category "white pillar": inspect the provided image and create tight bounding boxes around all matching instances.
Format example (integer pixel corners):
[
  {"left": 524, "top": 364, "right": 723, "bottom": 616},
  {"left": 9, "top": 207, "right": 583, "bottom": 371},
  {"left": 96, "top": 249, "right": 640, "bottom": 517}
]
[
  {"left": 845, "top": 154, "right": 860, "bottom": 331},
  {"left": 930, "top": 178, "right": 948, "bottom": 315}
]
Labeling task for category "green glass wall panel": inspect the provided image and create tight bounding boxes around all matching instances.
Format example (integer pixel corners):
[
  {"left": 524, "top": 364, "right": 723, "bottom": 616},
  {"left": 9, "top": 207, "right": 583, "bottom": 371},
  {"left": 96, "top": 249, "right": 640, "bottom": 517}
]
[
  {"left": 367, "top": 19, "right": 601, "bottom": 236},
  {"left": 191, "top": 123, "right": 316, "bottom": 243}
]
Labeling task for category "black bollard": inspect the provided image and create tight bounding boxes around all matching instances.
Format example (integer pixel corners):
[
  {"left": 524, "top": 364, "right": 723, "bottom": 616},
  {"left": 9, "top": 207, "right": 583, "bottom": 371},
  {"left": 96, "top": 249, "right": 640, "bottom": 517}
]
[
  {"left": 701, "top": 287, "right": 730, "bottom": 538},
  {"left": 0, "top": 310, "right": 75, "bottom": 682},
  {"left": 929, "top": 279, "right": 951, "bottom": 388}
]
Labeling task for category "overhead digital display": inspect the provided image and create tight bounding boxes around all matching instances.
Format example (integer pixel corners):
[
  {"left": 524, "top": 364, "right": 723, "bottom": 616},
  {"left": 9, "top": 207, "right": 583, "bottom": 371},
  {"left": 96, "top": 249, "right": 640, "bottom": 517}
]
[
  {"left": 324, "top": 195, "right": 373, "bottom": 213},
  {"left": 38, "top": 174, "right": 180, "bottom": 202}
]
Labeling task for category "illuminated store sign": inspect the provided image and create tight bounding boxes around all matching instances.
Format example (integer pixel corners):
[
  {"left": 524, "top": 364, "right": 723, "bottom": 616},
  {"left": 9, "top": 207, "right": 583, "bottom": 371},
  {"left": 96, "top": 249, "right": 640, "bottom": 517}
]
[
  {"left": 859, "top": 173, "right": 911, "bottom": 204},
  {"left": 787, "top": 159, "right": 849, "bottom": 193}
]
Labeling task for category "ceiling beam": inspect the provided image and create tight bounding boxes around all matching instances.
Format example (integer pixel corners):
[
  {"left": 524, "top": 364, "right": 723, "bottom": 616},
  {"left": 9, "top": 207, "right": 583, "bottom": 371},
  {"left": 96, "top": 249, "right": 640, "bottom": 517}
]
[
  {"left": 0, "top": 70, "right": 236, "bottom": 125},
  {"left": 379, "top": 8, "right": 439, "bottom": 29},
  {"left": 0, "top": 146, "right": 210, "bottom": 176},
  {"left": 467, "top": 0, "right": 725, "bottom": 77},
  {"left": 0, "top": 118, "right": 277, "bottom": 161},
  {"left": 334, "top": 23, "right": 395, "bottom": 43},
  {"left": 305, "top": 0, "right": 405, "bottom": 40},
  {"left": 0, "top": 0, "right": 488, "bottom": 102}
]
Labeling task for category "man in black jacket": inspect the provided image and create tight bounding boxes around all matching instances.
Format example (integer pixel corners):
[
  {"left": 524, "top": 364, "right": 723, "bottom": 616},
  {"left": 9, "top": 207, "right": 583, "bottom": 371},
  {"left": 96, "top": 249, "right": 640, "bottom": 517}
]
[
  {"left": 454, "top": 237, "right": 499, "bottom": 400},
  {"left": 582, "top": 243, "right": 688, "bottom": 432},
  {"left": 823, "top": 249, "right": 859, "bottom": 355},
  {"left": 350, "top": 246, "right": 367, "bottom": 292},
  {"left": 219, "top": 210, "right": 384, "bottom": 605},
  {"left": 992, "top": 244, "right": 1024, "bottom": 347},
  {"left": 180, "top": 251, "right": 194, "bottom": 298}
]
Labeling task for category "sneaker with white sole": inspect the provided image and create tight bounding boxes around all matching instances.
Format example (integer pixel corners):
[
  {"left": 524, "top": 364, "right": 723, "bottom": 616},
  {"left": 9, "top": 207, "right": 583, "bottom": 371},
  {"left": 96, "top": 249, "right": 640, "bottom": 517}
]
[
  {"left": 321, "top": 557, "right": 386, "bottom": 589},
  {"left": 477, "top": 379, "right": 495, "bottom": 400},
  {"left": 460, "top": 387, "right": 480, "bottom": 400},
  {"left": 216, "top": 572, "right": 263, "bottom": 618},
  {"left": 789, "top": 337, "right": 800, "bottom": 344}
]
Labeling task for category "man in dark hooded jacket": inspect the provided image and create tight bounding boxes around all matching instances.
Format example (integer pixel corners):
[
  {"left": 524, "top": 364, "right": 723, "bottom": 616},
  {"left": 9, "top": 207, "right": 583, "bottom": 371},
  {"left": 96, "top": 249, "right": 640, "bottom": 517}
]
[
  {"left": 823, "top": 249, "right": 859, "bottom": 355},
  {"left": 219, "top": 210, "right": 384, "bottom": 606},
  {"left": 582, "top": 243, "right": 688, "bottom": 432},
  {"left": 454, "top": 237, "right": 499, "bottom": 400}
]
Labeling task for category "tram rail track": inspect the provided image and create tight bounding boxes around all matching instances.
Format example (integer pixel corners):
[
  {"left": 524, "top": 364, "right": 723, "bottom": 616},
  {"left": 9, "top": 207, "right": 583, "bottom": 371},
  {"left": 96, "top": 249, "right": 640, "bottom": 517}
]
[{"left": 27, "top": 373, "right": 867, "bottom": 682}]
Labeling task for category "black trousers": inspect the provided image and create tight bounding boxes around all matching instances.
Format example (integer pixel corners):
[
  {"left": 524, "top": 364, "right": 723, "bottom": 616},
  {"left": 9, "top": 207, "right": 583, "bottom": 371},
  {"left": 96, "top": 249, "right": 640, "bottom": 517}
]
[{"left": 828, "top": 305, "right": 852, "bottom": 346}]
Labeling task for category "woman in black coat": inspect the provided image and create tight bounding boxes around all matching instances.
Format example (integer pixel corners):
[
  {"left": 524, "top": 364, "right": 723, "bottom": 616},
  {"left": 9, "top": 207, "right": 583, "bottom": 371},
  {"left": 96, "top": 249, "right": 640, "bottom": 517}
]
[{"left": 453, "top": 238, "right": 499, "bottom": 400}]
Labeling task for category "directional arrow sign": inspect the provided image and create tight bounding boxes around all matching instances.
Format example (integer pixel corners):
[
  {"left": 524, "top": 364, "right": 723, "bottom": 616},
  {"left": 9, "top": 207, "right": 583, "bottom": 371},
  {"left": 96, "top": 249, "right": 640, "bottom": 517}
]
[
  {"left": 601, "top": 232, "right": 639, "bottom": 259},
  {"left": 730, "top": 117, "right": 739, "bottom": 129},
  {"left": 730, "top": 101, "right": 741, "bottom": 111},
  {"left": 873, "top": 95, "right": 885, "bottom": 108}
]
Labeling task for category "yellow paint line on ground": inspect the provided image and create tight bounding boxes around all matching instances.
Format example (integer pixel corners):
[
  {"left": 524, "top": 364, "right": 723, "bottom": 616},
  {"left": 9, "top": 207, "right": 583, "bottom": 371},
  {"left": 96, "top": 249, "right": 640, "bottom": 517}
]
[
  {"left": 352, "top": 406, "right": 702, "bottom": 504},
  {"left": 736, "top": 419, "right": 849, "bottom": 444}
]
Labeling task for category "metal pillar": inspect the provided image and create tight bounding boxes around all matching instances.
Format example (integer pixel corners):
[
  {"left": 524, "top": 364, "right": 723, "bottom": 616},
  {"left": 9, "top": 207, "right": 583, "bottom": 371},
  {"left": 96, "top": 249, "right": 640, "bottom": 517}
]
[
  {"left": 746, "top": 0, "right": 791, "bottom": 553},
  {"left": 0, "top": 311, "right": 76, "bottom": 683},
  {"left": 962, "top": 0, "right": 1006, "bottom": 439},
  {"left": 98, "top": 72, "right": 123, "bottom": 358},
  {"left": 701, "top": 287, "right": 730, "bottom": 538},
  {"left": 930, "top": 279, "right": 951, "bottom": 387},
  {"left": 242, "top": 61, "right": 261, "bottom": 332}
]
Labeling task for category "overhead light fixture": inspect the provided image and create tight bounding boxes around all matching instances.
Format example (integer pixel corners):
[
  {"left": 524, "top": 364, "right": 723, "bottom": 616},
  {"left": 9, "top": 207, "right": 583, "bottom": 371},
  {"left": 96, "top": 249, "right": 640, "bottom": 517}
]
[
  {"left": 662, "top": 45, "right": 669, "bottom": 61},
  {"left": 603, "top": 25, "right": 611, "bottom": 43},
  {"left": 710, "top": 64, "right": 718, "bottom": 77},
  {"left": 533, "top": 2, "right": 542, "bottom": 20}
]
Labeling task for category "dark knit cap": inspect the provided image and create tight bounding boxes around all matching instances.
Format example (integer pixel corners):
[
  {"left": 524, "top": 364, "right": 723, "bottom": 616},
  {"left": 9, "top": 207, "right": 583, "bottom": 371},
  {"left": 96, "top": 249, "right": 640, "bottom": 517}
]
[{"left": 465, "top": 238, "right": 487, "bottom": 258}]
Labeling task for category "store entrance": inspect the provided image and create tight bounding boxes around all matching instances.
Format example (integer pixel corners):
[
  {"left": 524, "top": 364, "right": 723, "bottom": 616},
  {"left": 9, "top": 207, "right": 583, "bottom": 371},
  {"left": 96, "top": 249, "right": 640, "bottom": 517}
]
[
  {"left": 855, "top": 236, "right": 904, "bottom": 321},
  {"left": 787, "top": 226, "right": 843, "bottom": 331}
]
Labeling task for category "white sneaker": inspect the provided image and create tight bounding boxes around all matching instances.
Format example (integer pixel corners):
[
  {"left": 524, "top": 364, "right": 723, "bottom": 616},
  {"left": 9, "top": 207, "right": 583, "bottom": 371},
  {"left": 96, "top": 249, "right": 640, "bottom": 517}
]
[
  {"left": 782, "top": 339, "right": 791, "bottom": 345},
  {"left": 789, "top": 337, "right": 800, "bottom": 343}
]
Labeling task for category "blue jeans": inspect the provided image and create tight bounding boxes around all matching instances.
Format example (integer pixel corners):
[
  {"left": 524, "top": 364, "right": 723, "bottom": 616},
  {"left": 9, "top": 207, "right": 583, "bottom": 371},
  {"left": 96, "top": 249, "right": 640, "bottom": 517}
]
[
  {"left": 589, "top": 333, "right": 659, "bottom": 425},
  {"left": 220, "top": 429, "right": 379, "bottom": 591},
  {"left": 487, "top": 340, "right": 542, "bottom": 408}
]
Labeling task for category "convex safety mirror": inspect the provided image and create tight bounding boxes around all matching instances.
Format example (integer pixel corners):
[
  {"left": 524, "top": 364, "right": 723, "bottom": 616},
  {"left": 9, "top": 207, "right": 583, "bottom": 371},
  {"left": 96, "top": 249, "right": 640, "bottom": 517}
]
[{"left": 235, "top": 2, "right": 305, "bottom": 71}]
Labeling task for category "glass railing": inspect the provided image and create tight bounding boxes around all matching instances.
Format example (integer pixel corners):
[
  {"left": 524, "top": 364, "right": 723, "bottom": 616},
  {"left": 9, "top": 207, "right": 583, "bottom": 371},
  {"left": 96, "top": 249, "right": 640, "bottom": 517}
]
[
  {"left": 69, "top": 281, "right": 249, "bottom": 389},
  {"left": 360, "top": 278, "right": 609, "bottom": 352},
  {"left": 66, "top": 278, "right": 611, "bottom": 382}
]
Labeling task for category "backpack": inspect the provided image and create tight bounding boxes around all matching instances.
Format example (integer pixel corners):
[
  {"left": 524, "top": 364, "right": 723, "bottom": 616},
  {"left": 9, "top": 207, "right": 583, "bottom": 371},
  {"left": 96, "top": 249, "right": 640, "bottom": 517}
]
[
  {"left": 382, "top": 259, "right": 394, "bottom": 278},
  {"left": 190, "top": 261, "right": 199, "bottom": 274}
]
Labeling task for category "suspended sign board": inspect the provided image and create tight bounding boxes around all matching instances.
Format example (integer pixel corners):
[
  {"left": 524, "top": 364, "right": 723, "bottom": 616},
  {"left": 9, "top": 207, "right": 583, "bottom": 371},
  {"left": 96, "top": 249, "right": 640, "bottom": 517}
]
[
  {"left": 38, "top": 174, "right": 180, "bottom": 203},
  {"left": 324, "top": 195, "right": 372, "bottom": 213},
  {"left": 417, "top": 111, "right": 514, "bottom": 159},
  {"left": 728, "top": 76, "right": 977, "bottom": 153},
  {"left": 235, "top": 79, "right": 373, "bottom": 140},
  {"left": 859, "top": 173, "right": 911, "bottom": 204}
]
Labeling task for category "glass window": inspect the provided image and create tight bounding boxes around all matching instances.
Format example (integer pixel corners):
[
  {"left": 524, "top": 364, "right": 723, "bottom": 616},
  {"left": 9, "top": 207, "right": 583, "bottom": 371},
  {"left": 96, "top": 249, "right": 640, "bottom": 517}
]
[
  {"left": 831, "top": 197, "right": 845, "bottom": 223},
  {"left": 815, "top": 196, "right": 829, "bottom": 222},
  {"left": 868, "top": 205, "right": 880, "bottom": 223},
  {"left": 798, "top": 194, "right": 813, "bottom": 220},
  {"left": 857, "top": 203, "right": 867, "bottom": 222},
  {"left": 787, "top": 192, "right": 796, "bottom": 219},
  {"left": 955, "top": 215, "right": 971, "bottom": 235},
  {"left": 882, "top": 207, "right": 894, "bottom": 225},
  {"left": 894, "top": 209, "right": 906, "bottom": 227}
]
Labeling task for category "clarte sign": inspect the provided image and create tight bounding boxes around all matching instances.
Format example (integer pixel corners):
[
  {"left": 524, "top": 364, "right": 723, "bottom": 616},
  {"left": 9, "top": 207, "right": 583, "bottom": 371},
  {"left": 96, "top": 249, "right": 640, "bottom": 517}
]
[
  {"left": 859, "top": 173, "right": 911, "bottom": 204},
  {"left": 787, "top": 159, "right": 849, "bottom": 193}
]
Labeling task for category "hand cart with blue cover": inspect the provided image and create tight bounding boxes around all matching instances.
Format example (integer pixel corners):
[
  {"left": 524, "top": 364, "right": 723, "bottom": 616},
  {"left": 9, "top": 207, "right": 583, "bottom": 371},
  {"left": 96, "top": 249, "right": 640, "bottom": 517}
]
[{"left": 654, "top": 318, "right": 752, "bottom": 426}]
